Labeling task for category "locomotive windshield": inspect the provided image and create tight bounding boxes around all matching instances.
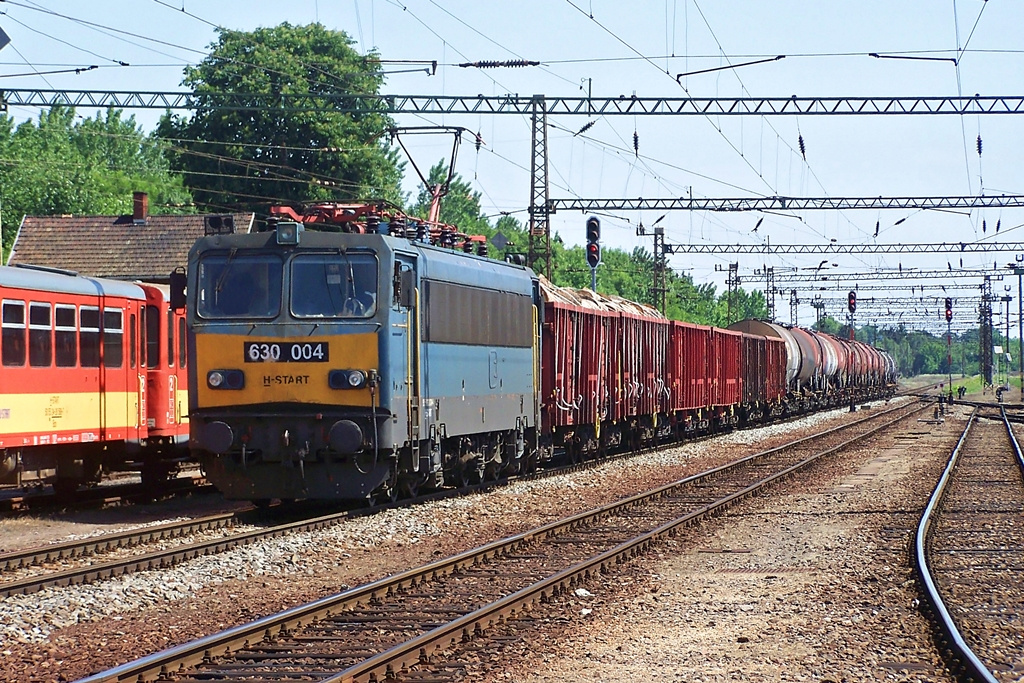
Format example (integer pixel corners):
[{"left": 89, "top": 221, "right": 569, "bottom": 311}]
[
  {"left": 196, "top": 253, "right": 283, "bottom": 319},
  {"left": 290, "top": 252, "right": 378, "bottom": 319}
]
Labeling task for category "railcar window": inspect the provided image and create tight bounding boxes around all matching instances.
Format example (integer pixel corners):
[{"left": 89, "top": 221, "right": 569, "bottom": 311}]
[
  {"left": 178, "top": 316, "right": 187, "bottom": 367},
  {"left": 290, "top": 253, "right": 378, "bottom": 319},
  {"left": 145, "top": 304, "right": 159, "bottom": 368},
  {"left": 197, "top": 253, "right": 282, "bottom": 319},
  {"left": 1, "top": 300, "right": 26, "bottom": 367},
  {"left": 28, "top": 302, "right": 52, "bottom": 367},
  {"left": 103, "top": 309, "right": 123, "bottom": 368},
  {"left": 55, "top": 305, "right": 77, "bottom": 367},
  {"left": 79, "top": 307, "right": 100, "bottom": 367},
  {"left": 130, "top": 313, "right": 137, "bottom": 369},
  {"left": 167, "top": 308, "right": 174, "bottom": 368}
]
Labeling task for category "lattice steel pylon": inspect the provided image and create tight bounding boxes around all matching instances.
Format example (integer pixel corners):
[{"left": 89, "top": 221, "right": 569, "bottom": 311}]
[
  {"left": 765, "top": 267, "right": 776, "bottom": 322},
  {"left": 527, "top": 96, "right": 551, "bottom": 279},
  {"left": 980, "top": 276, "right": 994, "bottom": 385},
  {"left": 653, "top": 226, "right": 667, "bottom": 313}
]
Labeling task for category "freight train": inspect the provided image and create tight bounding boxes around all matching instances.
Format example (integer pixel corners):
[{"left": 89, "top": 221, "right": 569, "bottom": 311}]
[
  {"left": 178, "top": 202, "right": 896, "bottom": 505},
  {"left": 0, "top": 264, "right": 190, "bottom": 494}
]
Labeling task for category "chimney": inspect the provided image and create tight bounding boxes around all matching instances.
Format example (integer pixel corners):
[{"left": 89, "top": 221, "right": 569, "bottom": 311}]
[{"left": 133, "top": 192, "right": 149, "bottom": 225}]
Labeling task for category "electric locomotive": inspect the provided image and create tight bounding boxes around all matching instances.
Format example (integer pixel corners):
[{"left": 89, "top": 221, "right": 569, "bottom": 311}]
[{"left": 179, "top": 203, "right": 540, "bottom": 504}]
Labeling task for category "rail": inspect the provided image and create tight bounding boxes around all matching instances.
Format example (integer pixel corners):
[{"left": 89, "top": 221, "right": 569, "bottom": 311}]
[
  {"left": 75, "top": 400, "right": 925, "bottom": 683},
  {"left": 913, "top": 408, "right": 999, "bottom": 683}
]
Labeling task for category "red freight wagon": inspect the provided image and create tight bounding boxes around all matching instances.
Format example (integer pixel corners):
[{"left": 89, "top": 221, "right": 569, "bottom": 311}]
[
  {"left": 712, "top": 327, "right": 743, "bottom": 409},
  {"left": 667, "top": 321, "right": 712, "bottom": 413},
  {"left": 738, "top": 333, "right": 765, "bottom": 405},
  {"left": 764, "top": 335, "right": 787, "bottom": 403}
]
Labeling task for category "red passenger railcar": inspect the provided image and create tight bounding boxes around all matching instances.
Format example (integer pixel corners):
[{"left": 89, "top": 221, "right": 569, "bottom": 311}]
[{"left": 0, "top": 265, "right": 189, "bottom": 492}]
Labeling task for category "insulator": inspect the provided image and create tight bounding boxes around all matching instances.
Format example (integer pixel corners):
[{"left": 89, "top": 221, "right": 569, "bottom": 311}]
[
  {"left": 477, "top": 242, "right": 488, "bottom": 257},
  {"left": 475, "top": 132, "right": 483, "bottom": 152},
  {"left": 983, "top": 219, "right": 987, "bottom": 233},
  {"left": 575, "top": 120, "right": 596, "bottom": 137},
  {"left": 417, "top": 222, "right": 428, "bottom": 242},
  {"left": 977, "top": 134, "right": 983, "bottom": 156},
  {"left": 997, "top": 219, "right": 1001, "bottom": 232},
  {"left": 441, "top": 228, "right": 454, "bottom": 247},
  {"left": 367, "top": 214, "right": 380, "bottom": 234},
  {"left": 458, "top": 59, "right": 539, "bottom": 68},
  {"left": 633, "top": 131, "right": 639, "bottom": 156},
  {"left": 390, "top": 218, "right": 406, "bottom": 238},
  {"left": 462, "top": 240, "right": 474, "bottom": 253},
  {"left": 798, "top": 134, "right": 806, "bottom": 160}
]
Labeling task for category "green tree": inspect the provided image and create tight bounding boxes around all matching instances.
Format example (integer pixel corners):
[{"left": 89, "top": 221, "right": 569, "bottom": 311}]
[
  {"left": 0, "top": 107, "right": 191, "bottom": 261},
  {"left": 156, "top": 23, "right": 403, "bottom": 213}
]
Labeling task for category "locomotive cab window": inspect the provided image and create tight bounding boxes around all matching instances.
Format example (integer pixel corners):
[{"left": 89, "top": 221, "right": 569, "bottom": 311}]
[
  {"left": 197, "top": 253, "right": 283, "bottom": 319},
  {"left": 290, "top": 253, "right": 378, "bottom": 319},
  {"left": 2, "top": 300, "right": 26, "bottom": 367},
  {"left": 29, "top": 302, "right": 52, "bottom": 367}
]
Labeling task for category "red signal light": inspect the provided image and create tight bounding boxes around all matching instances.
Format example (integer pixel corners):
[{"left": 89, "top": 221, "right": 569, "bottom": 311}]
[
  {"left": 586, "top": 242, "right": 602, "bottom": 268},
  {"left": 847, "top": 291, "right": 856, "bottom": 313},
  {"left": 945, "top": 297, "right": 953, "bottom": 322}
]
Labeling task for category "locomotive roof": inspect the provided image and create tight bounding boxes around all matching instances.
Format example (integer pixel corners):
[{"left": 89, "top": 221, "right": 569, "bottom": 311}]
[{"left": 0, "top": 264, "right": 146, "bottom": 300}]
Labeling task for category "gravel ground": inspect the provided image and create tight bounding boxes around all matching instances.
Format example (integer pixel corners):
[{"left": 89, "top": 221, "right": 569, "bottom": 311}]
[
  {"left": 486, "top": 403, "right": 965, "bottom": 682},
  {"left": 0, "top": 400, "right": 917, "bottom": 682}
]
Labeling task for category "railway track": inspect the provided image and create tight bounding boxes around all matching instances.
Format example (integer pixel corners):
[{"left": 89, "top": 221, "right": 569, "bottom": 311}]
[
  {"left": 2, "top": 400, "right": 903, "bottom": 599},
  {"left": 76, "top": 399, "right": 927, "bottom": 683},
  {"left": 915, "top": 407, "right": 1024, "bottom": 682},
  {"left": 0, "top": 474, "right": 214, "bottom": 514}
]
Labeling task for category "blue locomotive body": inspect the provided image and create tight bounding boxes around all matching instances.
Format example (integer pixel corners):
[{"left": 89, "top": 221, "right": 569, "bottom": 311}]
[{"left": 186, "top": 223, "right": 539, "bottom": 503}]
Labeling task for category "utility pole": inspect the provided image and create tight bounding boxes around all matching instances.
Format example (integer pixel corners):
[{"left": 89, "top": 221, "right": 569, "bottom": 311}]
[
  {"left": 980, "top": 277, "right": 994, "bottom": 388},
  {"left": 527, "top": 95, "right": 551, "bottom": 278},
  {"left": 1014, "top": 257, "right": 1024, "bottom": 400},
  {"left": 726, "top": 262, "right": 739, "bottom": 326}
]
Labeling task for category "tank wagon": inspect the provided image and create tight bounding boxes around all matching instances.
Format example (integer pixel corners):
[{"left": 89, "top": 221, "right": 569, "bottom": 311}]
[
  {"left": 1, "top": 264, "right": 189, "bottom": 493},
  {"left": 179, "top": 203, "right": 897, "bottom": 504}
]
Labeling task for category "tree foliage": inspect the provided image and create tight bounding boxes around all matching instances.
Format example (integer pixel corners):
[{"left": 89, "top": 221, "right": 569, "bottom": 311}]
[
  {"left": 0, "top": 107, "right": 191, "bottom": 261},
  {"left": 156, "top": 23, "right": 404, "bottom": 213}
]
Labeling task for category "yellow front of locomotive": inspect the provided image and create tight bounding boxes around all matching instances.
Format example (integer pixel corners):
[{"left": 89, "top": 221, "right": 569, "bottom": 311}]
[{"left": 186, "top": 225, "right": 396, "bottom": 502}]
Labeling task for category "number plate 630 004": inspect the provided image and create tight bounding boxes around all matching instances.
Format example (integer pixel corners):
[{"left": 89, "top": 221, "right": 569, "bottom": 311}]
[{"left": 244, "top": 341, "right": 329, "bottom": 363}]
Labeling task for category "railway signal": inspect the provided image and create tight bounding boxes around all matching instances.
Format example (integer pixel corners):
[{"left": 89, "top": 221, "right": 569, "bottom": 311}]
[
  {"left": 585, "top": 216, "right": 601, "bottom": 291},
  {"left": 847, "top": 290, "right": 857, "bottom": 313},
  {"left": 945, "top": 297, "right": 953, "bottom": 321},
  {"left": 585, "top": 216, "right": 601, "bottom": 268}
]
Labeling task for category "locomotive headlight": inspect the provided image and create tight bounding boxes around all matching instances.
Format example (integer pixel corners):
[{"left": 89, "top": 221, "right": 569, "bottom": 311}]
[
  {"left": 328, "top": 369, "right": 367, "bottom": 389},
  {"left": 208, "top": 369, "right": 245, "bottom": 389}
]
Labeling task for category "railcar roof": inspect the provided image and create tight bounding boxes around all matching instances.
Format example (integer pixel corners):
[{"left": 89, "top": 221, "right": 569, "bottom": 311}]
[{"left": 0, "top": 264, "right": 146, "bottom": 300}]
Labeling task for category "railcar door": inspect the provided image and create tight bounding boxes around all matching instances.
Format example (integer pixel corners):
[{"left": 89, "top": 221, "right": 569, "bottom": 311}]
[{"left": 390, "top": 255, "right": 420, "bottom": 455}]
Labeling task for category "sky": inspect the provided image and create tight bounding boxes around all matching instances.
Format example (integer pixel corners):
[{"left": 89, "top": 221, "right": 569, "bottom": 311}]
[{"left": 0, "top": 0, "right": 1022, "bottom": 332}]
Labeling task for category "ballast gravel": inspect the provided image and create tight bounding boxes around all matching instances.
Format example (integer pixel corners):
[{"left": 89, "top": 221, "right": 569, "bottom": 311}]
[{"left": 1, "top": 399, "right": 932, "bottom": 682}]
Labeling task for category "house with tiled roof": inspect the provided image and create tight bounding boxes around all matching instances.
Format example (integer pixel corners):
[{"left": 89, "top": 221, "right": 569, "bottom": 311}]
[{"left": 5, "top": 192, "right": 254, "bottom": 283}]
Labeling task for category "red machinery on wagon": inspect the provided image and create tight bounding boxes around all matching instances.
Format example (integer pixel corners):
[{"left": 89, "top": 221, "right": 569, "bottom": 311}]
[{"left": 0, "top": 264, "right": 189, "bottom": 494}]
